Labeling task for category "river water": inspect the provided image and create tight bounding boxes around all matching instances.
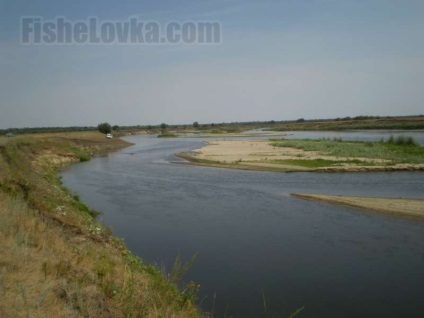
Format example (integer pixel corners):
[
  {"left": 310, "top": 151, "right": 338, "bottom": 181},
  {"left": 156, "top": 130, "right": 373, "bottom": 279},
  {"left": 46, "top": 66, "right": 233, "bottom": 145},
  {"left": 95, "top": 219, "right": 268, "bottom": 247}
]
[{"left": 61, "top": 131, "right": 424, "bottom": 317}]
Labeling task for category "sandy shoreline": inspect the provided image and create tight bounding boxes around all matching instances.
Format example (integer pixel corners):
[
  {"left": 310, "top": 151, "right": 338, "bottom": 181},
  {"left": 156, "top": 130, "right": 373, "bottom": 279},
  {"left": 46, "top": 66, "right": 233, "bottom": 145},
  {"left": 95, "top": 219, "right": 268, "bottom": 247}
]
[
  {"left": 178, "top": 140, "right": 424, "bottom": 172},
  {"left": 291, "top": 193, "right": 424, "bottom": 218}
]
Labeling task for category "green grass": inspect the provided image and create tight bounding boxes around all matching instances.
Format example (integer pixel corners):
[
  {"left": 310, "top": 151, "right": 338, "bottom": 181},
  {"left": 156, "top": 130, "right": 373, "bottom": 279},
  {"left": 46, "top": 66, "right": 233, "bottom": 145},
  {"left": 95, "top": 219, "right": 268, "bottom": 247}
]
[
  {"left": 271, "top": 137, "right": 424, "bottom": 164},
  {"left": 385, "top": 135, "right": 420, "bottom": 146},
  {"left": 70, "top": 146, "right": 92, "bottom": 162},
  {"left": 158, "top": 132, "right": 178, "bottom": 138}
]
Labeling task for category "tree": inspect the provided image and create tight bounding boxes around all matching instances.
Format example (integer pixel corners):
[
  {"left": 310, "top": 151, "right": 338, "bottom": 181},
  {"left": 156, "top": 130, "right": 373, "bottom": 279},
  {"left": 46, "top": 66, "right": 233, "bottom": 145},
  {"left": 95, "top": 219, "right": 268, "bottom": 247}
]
[
  {"left": 97, "top": 122, "right": 112, "bottom": 134},
  {"left": 160, "top": 123, "right": 167, "bottom": 129},
  {"left": 193, "top": 121, "right": 199, "bottom": 128},
  {"left": 112, "top": 125, "right": 119, "bottom": 131}
]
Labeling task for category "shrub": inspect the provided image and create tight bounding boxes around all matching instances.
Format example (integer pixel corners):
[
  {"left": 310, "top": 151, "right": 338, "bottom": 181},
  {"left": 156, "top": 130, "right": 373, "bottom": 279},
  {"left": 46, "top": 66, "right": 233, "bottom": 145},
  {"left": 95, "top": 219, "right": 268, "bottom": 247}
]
[
  {"left": 97, "top": 123, "right": 112, "bottom": 134},
  {"left": 385, "top": 135, "right": 419, "bottom": 146}
]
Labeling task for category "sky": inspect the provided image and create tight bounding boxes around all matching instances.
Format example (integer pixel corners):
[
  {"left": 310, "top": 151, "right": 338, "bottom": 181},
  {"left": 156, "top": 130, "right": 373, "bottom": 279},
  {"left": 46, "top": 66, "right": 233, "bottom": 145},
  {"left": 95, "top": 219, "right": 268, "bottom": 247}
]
[{"left": 1, "top": 0, "right": 424, "bottom": 129}]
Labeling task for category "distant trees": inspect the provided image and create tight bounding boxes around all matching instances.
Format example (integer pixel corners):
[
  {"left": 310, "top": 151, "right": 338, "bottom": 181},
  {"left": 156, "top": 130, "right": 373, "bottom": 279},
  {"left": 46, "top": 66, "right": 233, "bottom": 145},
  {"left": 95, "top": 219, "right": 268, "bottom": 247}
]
[
  {"left": 97, "top": 122, "right": 112, "bottom": 134},
  {"left": 193, "top": 121, "right": 199, "bottom": 128},
  {"left": 112, "top": 125, "right": 119, "bottom": 131},
  {"left": 160, "top": 123, "right": 167, "bottom": 129},
  {"left": 0, "top": 126, "right": 96, "bottom": 136}
]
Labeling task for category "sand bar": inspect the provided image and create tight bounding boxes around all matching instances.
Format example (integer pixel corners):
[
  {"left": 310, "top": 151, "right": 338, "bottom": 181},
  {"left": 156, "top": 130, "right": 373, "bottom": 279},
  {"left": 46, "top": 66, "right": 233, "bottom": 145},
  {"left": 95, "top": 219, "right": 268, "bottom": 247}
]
[
  {"left": 179, "top": 140, "right": 424, "bottom": 172},
  {"left": 291, "top": 193, "right": 424, "bottom": 218}
]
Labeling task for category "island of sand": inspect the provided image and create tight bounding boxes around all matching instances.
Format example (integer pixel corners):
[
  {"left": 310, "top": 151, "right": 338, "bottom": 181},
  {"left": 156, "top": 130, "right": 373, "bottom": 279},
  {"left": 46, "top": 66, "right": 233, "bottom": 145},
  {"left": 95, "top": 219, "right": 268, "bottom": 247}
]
[
  {"left": 177, "top": 139, "right": 424, "bottom": 172},
  {"left": 176, "top": 138, "right": 424, "bottom": 218},
  {"left": 290, "top": 193, "right": 424, "bottom": 218}
]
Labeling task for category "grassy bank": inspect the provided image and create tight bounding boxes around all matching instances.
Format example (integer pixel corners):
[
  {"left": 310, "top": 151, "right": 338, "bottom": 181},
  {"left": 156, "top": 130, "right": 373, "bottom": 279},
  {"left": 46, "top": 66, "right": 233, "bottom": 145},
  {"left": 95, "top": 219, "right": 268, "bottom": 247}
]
[{"left": 0, "top": 132, "right": 201, "bottom": 317}]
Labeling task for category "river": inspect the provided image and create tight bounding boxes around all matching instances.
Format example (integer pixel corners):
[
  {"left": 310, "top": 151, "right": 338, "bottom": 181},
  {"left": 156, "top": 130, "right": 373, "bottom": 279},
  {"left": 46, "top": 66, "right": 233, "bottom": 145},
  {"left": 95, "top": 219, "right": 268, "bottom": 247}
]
[{"left": 61, "top": 131, "right": 424, "bottom": 317}]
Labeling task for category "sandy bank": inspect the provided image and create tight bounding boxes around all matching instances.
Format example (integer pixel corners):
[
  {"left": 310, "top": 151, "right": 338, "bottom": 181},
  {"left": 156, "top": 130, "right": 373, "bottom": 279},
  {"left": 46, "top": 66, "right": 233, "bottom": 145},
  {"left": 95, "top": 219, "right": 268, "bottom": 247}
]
[
  {"left": 179, "top": 140, "right": 424, "bottom": 172},
  {"left": 291, "top": 193, "right": 424, "bottom": 218}
]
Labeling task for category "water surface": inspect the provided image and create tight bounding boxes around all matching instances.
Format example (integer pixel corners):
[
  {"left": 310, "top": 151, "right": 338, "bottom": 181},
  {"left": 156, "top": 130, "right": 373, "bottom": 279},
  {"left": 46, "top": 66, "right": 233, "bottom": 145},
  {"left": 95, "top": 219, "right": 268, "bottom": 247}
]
[{"left": 61, "top": 132, "right": 424, "bottom": 317}]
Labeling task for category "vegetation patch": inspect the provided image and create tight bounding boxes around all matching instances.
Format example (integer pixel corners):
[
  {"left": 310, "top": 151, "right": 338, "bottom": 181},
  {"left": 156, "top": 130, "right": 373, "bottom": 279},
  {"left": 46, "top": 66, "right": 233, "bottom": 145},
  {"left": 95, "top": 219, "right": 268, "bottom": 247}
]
[
  {"left": 0, "top": 134, "right": 201, "bottom": 318},
  {"left": 181, "top": 138, "right": 424, "bottom": 173},
  {"left": 271, "top": 137, "right": 424, "bottom": 164},
  {"left": 158, "top": 132, "right": 178, "bottom": 138}
]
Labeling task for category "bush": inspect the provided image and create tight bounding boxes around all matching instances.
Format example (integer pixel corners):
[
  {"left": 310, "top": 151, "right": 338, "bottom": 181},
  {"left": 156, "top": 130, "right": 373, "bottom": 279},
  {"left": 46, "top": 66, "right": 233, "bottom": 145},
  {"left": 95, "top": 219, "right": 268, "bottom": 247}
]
[
  {"left": 97, "top": 123, "right": 112, "bottom": 134},
  {"left": 385, "top": 135, "right": 419, "bottom": 146}
]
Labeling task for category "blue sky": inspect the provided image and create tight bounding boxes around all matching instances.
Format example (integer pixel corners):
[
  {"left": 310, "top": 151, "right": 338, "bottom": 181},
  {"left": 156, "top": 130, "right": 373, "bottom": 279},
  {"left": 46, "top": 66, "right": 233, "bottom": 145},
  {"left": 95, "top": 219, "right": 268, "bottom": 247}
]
[{"left": 1, "top": 0, "right": 424, "bottom": 128}]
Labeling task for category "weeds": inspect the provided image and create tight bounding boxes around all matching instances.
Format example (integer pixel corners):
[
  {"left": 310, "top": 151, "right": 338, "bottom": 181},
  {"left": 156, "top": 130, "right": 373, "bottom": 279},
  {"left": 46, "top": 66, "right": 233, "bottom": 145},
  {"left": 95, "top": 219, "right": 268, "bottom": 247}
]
[
  {"left": 0, "top": 136, "right": 201, "bottom": 318},
  {"left": 158, "top": 132, "right": 178, "bottom": 138},
  {"left": 33, "top": 283, "right": 51, "bottom": 308},
  {"left": 384, "top": 135, "right": 420, "bottom": 146},
  {"left": 168, "top": 253, "right": 198, "bottom": 284},
  {"left": 271, "top": 137, "right": 424, "bottom": 164},
  {"left": 70, "top": 146, "right": 93, "bottom": 162},
  {"left": 289, "top": 306, "right": 305, "bottom": 318}
]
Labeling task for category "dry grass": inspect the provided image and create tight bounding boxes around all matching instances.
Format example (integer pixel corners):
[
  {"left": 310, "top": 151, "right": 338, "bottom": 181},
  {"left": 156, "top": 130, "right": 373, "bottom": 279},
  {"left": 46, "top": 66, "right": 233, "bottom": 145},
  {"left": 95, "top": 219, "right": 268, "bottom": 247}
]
[
  {"left": 0, "top": 135, "right": 201, "bottom": 318},
  {"left": 0, "top": 136, "right": 7, "bottom": 146},
  {"left": 0, "top": 194, "right": 123, "bottom": 317}
]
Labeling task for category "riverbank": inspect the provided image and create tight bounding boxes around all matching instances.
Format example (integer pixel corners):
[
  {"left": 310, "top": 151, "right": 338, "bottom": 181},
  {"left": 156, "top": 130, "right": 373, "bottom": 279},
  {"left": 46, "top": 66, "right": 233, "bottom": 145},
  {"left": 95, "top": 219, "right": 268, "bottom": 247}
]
[
  {"left": 291, "top": 193, "right": 424, "bottom": 218},
  {"left": 177, "top": 139, "right": 424, "bottom": 172},
  {"left": 0, "top": 132, "right": 201, "bottom": 317}
]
